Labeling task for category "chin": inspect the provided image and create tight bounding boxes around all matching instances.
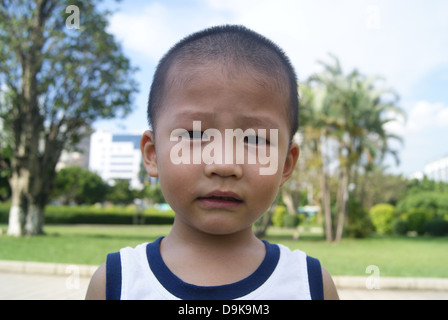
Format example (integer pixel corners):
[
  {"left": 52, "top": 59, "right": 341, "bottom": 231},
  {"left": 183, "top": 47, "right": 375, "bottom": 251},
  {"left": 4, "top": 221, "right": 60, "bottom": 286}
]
[{"left": 196, "top": 218, "right": 249, "bottom": 236}]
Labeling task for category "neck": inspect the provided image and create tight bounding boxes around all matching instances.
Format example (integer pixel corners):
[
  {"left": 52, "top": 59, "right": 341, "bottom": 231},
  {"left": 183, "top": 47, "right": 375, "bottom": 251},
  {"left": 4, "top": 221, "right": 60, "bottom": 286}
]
[
  {"left": 163, "top": 218, "right": 263, "bottom": 257},
  {"left": 160, "top": 218, "right": 266, "bottom": 286}
]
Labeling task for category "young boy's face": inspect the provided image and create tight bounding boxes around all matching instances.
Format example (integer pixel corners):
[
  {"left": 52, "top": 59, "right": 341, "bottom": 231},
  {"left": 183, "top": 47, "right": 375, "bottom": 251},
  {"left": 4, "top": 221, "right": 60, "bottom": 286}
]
[{"left": 142, "top": 62, "right": 299, "bottom": 236}]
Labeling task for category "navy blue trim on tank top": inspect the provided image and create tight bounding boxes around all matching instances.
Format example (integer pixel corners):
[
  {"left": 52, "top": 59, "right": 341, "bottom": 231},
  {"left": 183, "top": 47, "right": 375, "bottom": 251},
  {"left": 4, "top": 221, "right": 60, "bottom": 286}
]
[
  {"left": 306, "top": 255, "right": 324, "bottom": 300},
  {"left": 106, "top": 251, "right": 122, "bottom": 300},
  {"left": 146, "top": 237, "right": 280, "bottom": 300}
]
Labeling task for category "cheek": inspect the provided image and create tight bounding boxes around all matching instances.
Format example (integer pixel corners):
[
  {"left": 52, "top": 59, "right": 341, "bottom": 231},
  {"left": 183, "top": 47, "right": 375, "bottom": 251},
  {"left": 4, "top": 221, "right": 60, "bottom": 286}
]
[
  {"left": 155, "top": 144, "right": 190, "bottom": 201},
  {"left": 246, "top": 170, "right": 282, "bottom": 212}
]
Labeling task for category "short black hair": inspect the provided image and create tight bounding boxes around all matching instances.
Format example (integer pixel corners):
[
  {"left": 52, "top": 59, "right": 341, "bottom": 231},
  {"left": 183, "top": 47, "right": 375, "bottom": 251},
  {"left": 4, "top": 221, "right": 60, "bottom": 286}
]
[{"left": 147, "top": 25, "right": 299, "bottom": 140}]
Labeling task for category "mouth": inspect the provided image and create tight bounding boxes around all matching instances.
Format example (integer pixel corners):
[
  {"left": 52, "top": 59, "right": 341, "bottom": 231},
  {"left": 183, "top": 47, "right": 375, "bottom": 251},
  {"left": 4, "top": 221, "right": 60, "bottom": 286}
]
[{"left": 197, "top": 190, "right": 243, "bottom": 208}]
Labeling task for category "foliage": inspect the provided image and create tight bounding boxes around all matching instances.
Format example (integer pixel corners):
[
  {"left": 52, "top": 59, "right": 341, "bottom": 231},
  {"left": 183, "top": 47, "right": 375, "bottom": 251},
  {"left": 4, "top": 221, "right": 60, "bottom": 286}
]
[
  {"left": 271, "top": 205, "right": 286, "bottom": 227},
  {"left": 352, "top": 167, "right": 409, "bottom": 208},
  {"left": 396, "top": 191, "right": 448, "bottom": 217},
  {"left": 0, "top": 202, "right": 174, "bottom": 225},
  {"left": 401, "top": 209, "right": 434, "bottom": 235},
  {"left": 424, "top": 218, "right": 448, "bottom": 236},
  {"left": 105, "top": 179, "right": 136, "bottom": 205},
  {"left": 141, "top": 183, "right": 166, "bottom": 204},
  {"left": 345, "top": 200, "right": 374, "bottom": 238},
  {"left": 406, "top": 176, "right": 448, "bottom": 194},
  {"left": 283, "top": 213, "right": 302, "bottom": 228},
  {"left": 299, "top": 53, "right": 404, "bottom": 242},
  {"left": 392, "top": 218, "right": 408, "bottom": 235},
  {"left": 369, "top": 203, "right": 396, "bottom": 234},
  {"left": 0, "top": 0, "right": 138, "bottom": 236},
  {"left": 51, "top": 167, "right": 167, "bottom": 207},
  {"left": 395, "top": 191, "right": 448, "bottom": 236},
  {"left": 51, "top": 166, "right": 108, "bottom": 205}
]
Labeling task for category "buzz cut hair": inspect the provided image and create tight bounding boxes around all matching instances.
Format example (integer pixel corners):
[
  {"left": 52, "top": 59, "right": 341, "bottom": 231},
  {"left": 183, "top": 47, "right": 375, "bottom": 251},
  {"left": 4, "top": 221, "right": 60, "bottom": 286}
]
[{"left": 147, "top": 25, "right": 299, "bottom": 140}]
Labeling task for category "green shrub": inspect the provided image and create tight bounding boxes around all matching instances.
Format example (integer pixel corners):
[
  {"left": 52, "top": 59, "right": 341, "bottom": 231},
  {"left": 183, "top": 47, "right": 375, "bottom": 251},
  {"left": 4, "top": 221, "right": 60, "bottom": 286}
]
[
  {"left": 283, "top": 213, "right": 302, "bottom": 228},
  {"left": 392, "top": 218, "right": 408, "bottom": 235},
  {"left": 345, "top": 200, "right": 374, "bottom": 238},
  {"left": 271, "top": 205, "right": 286, "bottom": 227},
  {"left": 402, "top": 209, "right": 434, "bottom": 235},
  {"left": 0, "top": 203, "right": 175, "bottom": 225},
  {"left": 396, "top": 192, "right": 448, "bottom": 216},
  {"left": 0, "top": 202, "right": 10, "bottom": 223},
  {"left": 425, "top": 219, "right": 448, "bottom": 236},
  {"left": 369, "top": 203, "right": 396, "bottom": 234}
]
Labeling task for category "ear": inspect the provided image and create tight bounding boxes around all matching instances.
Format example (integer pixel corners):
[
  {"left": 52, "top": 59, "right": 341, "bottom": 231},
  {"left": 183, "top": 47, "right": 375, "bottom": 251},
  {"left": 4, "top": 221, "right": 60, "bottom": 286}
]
[
  {"left": 140, "top": 130, "right": 159, "bottom": 177},
  {"left": 280, "top": 142, "right": 300, "bottom": 186}
]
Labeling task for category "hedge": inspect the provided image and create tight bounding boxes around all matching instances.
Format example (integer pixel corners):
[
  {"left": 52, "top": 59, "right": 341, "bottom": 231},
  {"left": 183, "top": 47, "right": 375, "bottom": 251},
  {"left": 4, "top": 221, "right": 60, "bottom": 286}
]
[
  {"left": 0, "top": 203, "right": 175, "bottom": 225},
  {"left": 369, "top": 203, "right": 396, "bottom": 234}
]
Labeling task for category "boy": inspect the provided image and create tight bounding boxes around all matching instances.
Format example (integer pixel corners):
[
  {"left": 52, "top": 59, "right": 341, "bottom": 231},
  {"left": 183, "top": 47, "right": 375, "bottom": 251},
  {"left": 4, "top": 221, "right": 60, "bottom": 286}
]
[{"left": 86, "top": 25, "right": 339, "bottom": 300}]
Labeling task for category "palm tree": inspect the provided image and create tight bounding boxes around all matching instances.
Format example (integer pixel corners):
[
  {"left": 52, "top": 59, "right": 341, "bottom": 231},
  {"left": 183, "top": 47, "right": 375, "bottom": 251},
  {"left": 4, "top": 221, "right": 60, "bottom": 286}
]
[{"left": 301, "top": 54, "right": 405, "bottom": 242}]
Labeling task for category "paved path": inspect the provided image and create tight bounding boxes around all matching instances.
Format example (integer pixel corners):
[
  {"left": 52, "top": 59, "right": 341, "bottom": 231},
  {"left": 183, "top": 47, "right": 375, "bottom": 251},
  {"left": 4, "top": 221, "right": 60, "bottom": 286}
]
[
  {"left": 1, "top": 271, "right": 447, "bottom": 300},
  {"left": 0, "top": 272, "right": 90, "bottom": 300},
  {"left": 0, "top": 260, "right": 447, "bottom": 300}
]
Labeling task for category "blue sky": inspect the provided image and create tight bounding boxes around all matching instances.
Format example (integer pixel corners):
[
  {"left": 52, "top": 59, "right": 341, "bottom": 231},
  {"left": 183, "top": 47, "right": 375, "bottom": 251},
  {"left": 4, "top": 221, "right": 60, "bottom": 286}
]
[{"left": 94, "top": 0, "right": 448, "bottom": 177}]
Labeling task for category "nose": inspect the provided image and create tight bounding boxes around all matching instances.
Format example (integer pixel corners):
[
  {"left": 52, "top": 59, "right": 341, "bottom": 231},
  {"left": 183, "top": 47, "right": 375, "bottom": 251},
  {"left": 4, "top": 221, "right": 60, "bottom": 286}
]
[
  {"left": 201, "top": 130, "right": 245, "bottom": 179},
  {"left": 204, "top": 161, "right": 243, "bottom": 179}
]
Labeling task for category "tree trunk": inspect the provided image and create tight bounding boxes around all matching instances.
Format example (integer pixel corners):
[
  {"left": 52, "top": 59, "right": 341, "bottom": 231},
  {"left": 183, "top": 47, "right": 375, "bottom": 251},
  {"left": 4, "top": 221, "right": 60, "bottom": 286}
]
[
  {"left": 25, "top": 201, "right": 46, "bottom": 235},
  {"left": 321, "top": 170, "right": 333, "bottom": 242},
  {"left": 7, "top": 182, "right": 26, "bottom": 236},
  {"left": 8, "top": 174, "right": 54, "bottom": 236},
  {"left": 335, "top": 166, "right": 350, "bottom": 242},
  {"left": 7, "top": 166, "right": 30, "bottom": 236},
  {"left": 7, "top": 126, "right": 61, "bottom": 236},
  {"left": 281, "top": 188, "right": 297, "bottom": 215},
  {"left": 7, "top": 171, "right": 46, "bottom": 236}
]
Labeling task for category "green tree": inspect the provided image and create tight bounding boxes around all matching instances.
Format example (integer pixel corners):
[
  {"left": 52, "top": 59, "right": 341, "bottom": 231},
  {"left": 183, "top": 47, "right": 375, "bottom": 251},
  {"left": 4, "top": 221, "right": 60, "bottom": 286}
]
[
  {"left": 141, "top": 183, "right": 166, "bottom": 205},
  {"left": 106, "top": 179, "right": 135, "bottom": 205},
  {"left": 51, "top": 166, "right": 108, "bottom": 205},
  {"left": 301, "top": 54, "right": 405, "bottom": 242},
  {"left": 0, "top": 1, "right": 138, "bottom": 236}
]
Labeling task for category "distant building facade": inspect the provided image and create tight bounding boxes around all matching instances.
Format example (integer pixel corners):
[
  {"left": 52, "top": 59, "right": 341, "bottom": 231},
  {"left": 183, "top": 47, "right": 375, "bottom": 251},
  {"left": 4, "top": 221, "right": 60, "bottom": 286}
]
[
  {"left": 89, "top": 129, "right": 143, "bottom": 190},
  {"left": 56, "top": 135, "right": 91, "bottom": 171}
]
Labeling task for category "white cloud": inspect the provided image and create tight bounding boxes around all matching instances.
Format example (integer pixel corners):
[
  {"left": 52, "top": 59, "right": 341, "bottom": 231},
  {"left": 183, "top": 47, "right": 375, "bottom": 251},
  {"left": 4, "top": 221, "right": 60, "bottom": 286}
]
[
  {"left": 206, "top": 0, "right": 448, "bottom": 97},
  {"left": 107, "top": 1, "right": 233, "bottom": 63},
  {"left": 407, "top": 101, "right": 448, "bottom": 133},
  {"left": 384, "top": 100, "right": 448, "bottom": 138},
  {"left": 108, "top": 3, "right": 177, "bottom": 62},
  {"left": 108, "top": 0, "right": 448, "bottom": 98}
]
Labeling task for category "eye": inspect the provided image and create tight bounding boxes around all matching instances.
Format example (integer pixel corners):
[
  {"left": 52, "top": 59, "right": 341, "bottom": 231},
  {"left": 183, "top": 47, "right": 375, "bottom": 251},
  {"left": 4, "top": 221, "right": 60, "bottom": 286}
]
[
  {"left": 186, "top": 131, "right": 208, "bottom": 140},
  {"left": 244, "top": 135, "right": 269, "bottom": 145}
]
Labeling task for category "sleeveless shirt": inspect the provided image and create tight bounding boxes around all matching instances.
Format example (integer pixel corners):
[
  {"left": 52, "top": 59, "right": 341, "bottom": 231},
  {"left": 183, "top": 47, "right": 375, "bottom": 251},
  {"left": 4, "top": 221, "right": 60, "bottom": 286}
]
[{"left": 106, "top": 237, "right": 323, "bottom": 300}]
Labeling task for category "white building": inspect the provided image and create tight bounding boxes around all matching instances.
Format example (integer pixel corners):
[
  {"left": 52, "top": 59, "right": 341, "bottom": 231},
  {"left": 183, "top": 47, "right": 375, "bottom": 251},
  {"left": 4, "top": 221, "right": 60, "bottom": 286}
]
[
  {"left": 89, "top": 129, "right": 143, "bottom": 190},
  {"left": 56, "top": 135, "right": 90, "bottom": 171},
  {"left": 424, "top": 155, "right": 448, "bottom": 183}
]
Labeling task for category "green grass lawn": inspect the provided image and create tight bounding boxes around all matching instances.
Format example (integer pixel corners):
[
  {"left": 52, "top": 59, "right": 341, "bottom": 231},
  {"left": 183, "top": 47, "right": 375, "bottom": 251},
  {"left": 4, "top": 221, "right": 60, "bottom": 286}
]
[{"left": 1, "top": 224, "right": 447, "bottom": 278}]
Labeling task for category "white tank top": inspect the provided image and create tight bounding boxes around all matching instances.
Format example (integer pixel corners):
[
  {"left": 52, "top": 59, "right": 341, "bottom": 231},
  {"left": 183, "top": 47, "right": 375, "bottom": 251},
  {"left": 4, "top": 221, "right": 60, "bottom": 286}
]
[{"left": 106, "top": 237, "right": 323, "bottom": 300}]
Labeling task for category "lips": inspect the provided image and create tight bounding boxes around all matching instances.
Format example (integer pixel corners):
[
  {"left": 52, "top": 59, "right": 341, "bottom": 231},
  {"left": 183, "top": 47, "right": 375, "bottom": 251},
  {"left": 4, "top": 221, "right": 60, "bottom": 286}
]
[{"left": 197, "top": 190, "right": 243, "bottom": 209}]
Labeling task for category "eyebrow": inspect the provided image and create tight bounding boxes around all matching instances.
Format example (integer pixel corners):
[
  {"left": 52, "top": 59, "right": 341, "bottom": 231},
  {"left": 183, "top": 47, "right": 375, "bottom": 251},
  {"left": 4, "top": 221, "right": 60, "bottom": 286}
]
[{"left": 238, "top": 115, "right": 279, "bottom": 129}]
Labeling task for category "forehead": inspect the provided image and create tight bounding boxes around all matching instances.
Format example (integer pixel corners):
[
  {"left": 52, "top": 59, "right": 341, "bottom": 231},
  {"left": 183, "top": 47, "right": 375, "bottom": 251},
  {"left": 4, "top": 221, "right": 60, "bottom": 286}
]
[{"left": 161, "top": 62, "right": 290, "bottom": 125}]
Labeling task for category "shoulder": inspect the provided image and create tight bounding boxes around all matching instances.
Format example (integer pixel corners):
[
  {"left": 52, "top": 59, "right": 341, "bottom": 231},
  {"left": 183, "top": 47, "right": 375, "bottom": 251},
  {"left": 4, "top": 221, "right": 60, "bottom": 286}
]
[
  {"left": 278, "top": 245, "right": 339, "bottom": 300},
  {"left": 85, "top": 262, "right": 106, "bottom": 300},
  {"left": 321, "top": 266, "right": 339, "bottom": 300}
]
